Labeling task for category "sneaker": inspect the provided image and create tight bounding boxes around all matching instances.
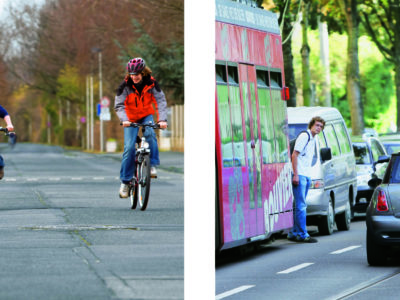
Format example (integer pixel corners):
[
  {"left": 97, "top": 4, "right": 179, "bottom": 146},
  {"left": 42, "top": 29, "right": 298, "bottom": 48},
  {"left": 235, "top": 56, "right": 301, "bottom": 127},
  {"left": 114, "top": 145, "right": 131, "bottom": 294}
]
[
  {"left": 298, "top": 236, "right": 318, "bottom": 243},
  {"left": 119, "top": 183, "right": 130, "bottom": 198},
  {"left": 150, "top": 166, "right": 157, "bottom": 178},
  {"left": 0, "top": 167, "right": 3, "bottom": 180}
]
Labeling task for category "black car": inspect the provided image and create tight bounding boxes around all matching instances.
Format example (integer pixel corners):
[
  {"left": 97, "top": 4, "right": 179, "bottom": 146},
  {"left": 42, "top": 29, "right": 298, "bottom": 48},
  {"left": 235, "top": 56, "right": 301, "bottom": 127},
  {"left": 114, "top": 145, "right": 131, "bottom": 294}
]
[{"left": 366, "top": 153, "right": 400, "bottom": 265}]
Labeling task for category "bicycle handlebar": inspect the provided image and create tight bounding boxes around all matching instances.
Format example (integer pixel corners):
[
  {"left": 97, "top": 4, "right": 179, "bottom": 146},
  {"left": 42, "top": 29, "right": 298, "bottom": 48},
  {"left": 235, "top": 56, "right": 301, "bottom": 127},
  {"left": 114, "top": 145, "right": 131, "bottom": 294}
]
[
  {"left": 0, "top": 127, "right": 15, "bottom": 136},
  {"left": 120, "top": 122, "right": 162, "bottom": 129}
]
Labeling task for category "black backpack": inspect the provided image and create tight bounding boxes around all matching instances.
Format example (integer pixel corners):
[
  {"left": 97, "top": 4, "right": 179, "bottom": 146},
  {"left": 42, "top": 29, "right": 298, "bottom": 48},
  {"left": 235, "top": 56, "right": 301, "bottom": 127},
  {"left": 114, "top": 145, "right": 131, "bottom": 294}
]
[{"left": 289, "top": 130, "right": 311, "bottom": 157}]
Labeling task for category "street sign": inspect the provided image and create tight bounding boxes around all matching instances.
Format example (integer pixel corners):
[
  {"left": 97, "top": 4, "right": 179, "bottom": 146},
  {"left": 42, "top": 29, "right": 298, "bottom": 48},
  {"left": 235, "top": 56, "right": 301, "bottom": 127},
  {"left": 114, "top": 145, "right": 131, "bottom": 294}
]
[
  {"left": 100, "top": 107, "right": 111, "bottom": 121},
  {"left": 101, "top": 96, "right": 110, "bottom": 108}
]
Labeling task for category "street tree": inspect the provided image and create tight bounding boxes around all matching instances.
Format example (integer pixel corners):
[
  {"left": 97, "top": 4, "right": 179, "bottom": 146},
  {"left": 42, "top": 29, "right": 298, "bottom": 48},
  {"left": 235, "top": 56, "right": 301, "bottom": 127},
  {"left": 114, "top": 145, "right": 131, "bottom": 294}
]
[{"left": 360, "top": 0, "right": 400, "bottom": 132}]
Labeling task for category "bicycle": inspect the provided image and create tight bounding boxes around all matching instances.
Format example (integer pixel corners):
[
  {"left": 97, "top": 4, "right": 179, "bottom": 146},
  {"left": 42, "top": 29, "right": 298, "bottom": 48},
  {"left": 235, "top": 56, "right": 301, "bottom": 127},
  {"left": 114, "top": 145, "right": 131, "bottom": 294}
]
[
  {"left": 0, "top": 127, "right": 15, "bottom": 138},
  {"left": 122, "top": 122, "right": 161, "bottom": 211}
]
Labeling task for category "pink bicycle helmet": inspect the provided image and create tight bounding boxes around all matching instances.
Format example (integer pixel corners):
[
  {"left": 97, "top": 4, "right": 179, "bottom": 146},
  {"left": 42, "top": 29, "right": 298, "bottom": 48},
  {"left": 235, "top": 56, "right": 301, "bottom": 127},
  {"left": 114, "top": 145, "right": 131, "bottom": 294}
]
[{"left": 126, "top": 57, "right": 146, "bottom": 75}]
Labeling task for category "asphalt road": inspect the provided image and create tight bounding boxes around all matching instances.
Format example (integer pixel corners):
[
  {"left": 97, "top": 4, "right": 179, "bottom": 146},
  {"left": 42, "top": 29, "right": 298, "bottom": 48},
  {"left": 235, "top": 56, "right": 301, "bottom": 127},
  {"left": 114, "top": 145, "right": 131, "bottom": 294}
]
[
  {"left": 216, "top": 217, "right": 400, "bottom": 300},
  {"left": 0, "top": 143, "right": 183, "bottom": 300}
]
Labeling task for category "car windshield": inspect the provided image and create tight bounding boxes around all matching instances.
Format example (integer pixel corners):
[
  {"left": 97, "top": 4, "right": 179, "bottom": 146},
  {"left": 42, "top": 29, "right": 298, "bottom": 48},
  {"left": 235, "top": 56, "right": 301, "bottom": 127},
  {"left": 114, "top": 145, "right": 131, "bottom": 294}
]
[
  {"left": 288, "top": 124, "right": 308, "bottom": 140},
  {"left": 353, "top": 143, "right": 371, "bottom": 164}
]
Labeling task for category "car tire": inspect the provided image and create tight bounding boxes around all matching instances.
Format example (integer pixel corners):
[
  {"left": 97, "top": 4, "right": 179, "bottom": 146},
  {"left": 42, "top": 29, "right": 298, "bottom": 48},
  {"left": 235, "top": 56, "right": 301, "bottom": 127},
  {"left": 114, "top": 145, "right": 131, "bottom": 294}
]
[
  {"left": 318, "top": 197, "right": 334, "bottom": 235},
  {"left": 336, "top": 201, "right": 351, "bottom": 231},
  {"left": 366, "top": 228, "right": 387, "bottom": 266}
]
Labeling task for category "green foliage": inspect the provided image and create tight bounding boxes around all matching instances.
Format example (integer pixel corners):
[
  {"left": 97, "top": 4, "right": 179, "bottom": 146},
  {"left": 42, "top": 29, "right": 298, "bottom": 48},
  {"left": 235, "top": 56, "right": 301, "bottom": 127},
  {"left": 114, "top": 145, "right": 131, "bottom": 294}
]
[
  {"left": 293, "top": 29, "right": 395, "bottom": 133},
  {"left": 56, "top": 64, "right": 81, "bottom": 103},
  {"left": 116, "top": 19, "right": 184, "bottom": 104}
]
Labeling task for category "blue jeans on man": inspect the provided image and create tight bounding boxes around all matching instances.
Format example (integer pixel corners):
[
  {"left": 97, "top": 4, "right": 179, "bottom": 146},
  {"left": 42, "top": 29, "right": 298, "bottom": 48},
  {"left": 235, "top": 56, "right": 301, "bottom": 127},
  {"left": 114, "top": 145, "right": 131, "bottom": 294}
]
[
  {"left": 288, "top": 175, "right": 311, "bottom": 240},
  {"left": 120, "top": 115, "right": 160, "bottom": 184}
]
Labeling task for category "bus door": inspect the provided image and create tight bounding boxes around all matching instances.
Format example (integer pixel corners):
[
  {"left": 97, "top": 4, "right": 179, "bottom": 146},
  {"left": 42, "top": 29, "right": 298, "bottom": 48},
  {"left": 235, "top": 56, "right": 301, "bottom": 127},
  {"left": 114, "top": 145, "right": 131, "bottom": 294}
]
[{"left": 238, "top": 63, "right": 264, "bottom": 238}]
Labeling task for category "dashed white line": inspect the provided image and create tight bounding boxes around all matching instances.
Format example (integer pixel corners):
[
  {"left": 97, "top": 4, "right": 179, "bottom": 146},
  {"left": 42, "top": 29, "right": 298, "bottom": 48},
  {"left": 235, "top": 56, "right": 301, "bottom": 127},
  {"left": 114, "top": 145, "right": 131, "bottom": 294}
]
[
  {"left": 93, "top": 177, "right": 105, "bottom": 180},
  {"left": 216, "top": 285, "right": 255, "bottom": 300},
  {"left": 277, "top": 262, "right": 314, "bottom": 274},
  {"left": 330, "top": 245, "right": 361, "bottom": 255}
]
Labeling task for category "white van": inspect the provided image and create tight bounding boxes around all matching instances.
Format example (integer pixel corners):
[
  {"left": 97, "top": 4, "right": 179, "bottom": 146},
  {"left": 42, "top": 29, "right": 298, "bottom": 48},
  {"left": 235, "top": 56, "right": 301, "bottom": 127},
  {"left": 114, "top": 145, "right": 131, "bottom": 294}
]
[{"left": 287, "top": 107, "right": 357, "bottom": 235}]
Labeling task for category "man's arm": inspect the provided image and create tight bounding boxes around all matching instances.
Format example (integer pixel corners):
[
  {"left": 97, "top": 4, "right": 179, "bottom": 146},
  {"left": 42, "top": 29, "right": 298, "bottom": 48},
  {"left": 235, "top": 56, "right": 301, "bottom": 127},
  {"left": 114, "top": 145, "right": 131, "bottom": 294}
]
[{"left": 292, "top": 150, "right": 300, "bottom": 185}]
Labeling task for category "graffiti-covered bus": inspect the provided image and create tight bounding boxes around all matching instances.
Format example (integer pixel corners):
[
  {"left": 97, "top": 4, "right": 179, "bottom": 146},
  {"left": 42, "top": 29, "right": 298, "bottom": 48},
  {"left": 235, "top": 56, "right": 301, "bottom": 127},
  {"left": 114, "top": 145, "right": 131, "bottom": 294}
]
[{"left": 215, "top": 0, "right": 293, "bottom": 252}]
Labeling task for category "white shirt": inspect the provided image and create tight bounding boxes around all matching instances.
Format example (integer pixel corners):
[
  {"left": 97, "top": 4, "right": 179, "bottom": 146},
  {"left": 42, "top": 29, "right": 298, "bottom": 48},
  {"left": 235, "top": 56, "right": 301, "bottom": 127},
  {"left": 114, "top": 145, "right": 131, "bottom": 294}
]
[{"left": 294, "top": 130, "right": 316, "bottom": 176}]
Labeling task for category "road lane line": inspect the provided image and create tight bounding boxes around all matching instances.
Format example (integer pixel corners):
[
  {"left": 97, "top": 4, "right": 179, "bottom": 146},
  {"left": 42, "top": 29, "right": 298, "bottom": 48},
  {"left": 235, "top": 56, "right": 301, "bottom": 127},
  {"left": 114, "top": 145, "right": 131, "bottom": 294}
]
[
  {"left": 216, "top": 285, "right": 255, "bottom": 299},
  {"left": 330, "top": 245, "right": 361, "bottom": 255},
  {"left": 277, "top": 262, "right": 314, "bottom": 274}
]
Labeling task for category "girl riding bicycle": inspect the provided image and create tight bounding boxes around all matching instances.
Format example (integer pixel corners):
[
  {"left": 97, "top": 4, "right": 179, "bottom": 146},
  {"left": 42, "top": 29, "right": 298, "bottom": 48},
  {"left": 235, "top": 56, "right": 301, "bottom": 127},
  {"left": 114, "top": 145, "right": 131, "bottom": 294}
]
[
  {"left": 0, "top": 105, "right": 14, "bottom": 180},
  {"left": 114, "top": 57, "right": 168, "bottom": 198}
]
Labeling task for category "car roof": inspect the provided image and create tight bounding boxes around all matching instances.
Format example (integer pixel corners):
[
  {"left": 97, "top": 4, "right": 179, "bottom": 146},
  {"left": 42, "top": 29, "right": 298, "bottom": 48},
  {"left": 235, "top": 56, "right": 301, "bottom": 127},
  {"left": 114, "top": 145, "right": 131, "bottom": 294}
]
[{"left": 287, "top": 106, "right": 343, "bottom": 123}]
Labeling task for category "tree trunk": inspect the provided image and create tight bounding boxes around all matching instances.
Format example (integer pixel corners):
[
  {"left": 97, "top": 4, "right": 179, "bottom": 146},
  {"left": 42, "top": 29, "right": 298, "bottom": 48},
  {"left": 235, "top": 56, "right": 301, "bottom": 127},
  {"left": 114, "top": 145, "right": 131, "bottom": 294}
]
[
  {"left": 395, "top": 0, "right": 400, "bottom": 132},
  {"left": 301, "top": 0, "right": 312, "bottom": 106},
  {"left": 318, "top": 18, "right": 331, "bottom": 107},
  {"left": 281, "top": 3, "right": 297, "bottom": 107},
  {"left": 339, "top": 0, "right": 364, "bottom": 135}
]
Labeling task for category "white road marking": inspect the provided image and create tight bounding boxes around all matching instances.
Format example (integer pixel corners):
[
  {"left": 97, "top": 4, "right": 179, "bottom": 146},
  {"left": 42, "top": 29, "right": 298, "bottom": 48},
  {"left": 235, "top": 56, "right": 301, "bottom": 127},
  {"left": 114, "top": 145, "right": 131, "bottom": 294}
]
[
  {"left": 4, "top": 178, "right": 16, "bottom": 181},
  {"left": 277, "top": 262, "right": 314, "bottom": 274},
  {"left": 216, "top": 285, "right": 255, "bottom": 300},
  {"left": 49, "top": 177, "right": 60, "bottom": 181},
  {"left": 27, "top": 178, "right": 39, "bottom": 181},
  {"left": 93, "top": 177, "right": 105, "bottom": 180},
  {"left": 330, "top": 245, "right": 361, "bottom": 254}
]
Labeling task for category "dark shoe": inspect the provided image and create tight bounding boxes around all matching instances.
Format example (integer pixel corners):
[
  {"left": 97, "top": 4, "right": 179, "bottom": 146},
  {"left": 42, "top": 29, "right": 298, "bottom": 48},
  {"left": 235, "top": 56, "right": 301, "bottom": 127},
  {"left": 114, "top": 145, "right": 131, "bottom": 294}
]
[
  {"left": 298, "top": 236, "right": 318, "bottom": 243},
  {"left": 0, "top": 167, "right": 3, "bottom": 180},
  {"left": 287, "top": 235, "right": 297, "bottom": 242}
]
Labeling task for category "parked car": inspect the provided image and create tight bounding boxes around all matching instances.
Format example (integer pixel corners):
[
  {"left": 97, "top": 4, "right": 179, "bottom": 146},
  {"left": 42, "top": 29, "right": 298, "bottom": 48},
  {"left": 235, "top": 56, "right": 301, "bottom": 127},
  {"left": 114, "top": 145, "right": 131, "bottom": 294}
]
[
  {"left": 352, "top": 136, "right": 390, "bottom": 214},
  {"left": 366, "top": 153, "right": 400, "bottom": 265},
  {"left": 379, "top": 134, "right": 400, "bottom": 155},
  {"left": 288, "top": 107, "right": 356, "bottom": 235}
]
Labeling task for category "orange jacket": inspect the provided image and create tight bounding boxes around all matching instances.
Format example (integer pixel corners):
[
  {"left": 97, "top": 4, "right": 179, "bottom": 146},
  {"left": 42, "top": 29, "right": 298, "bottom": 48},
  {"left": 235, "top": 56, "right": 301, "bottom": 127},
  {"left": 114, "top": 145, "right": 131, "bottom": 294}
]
[{"left": 114, "top": 76, "right": 167, "bottom": 123}]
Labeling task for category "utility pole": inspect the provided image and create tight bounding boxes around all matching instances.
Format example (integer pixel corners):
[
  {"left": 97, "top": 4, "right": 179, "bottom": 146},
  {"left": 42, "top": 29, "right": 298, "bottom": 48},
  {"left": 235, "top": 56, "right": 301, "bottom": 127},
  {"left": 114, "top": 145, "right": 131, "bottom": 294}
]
[
  {"left": 90, "top": 75, "right": 94, "bottom": 151},
  {"left": 86, "top": 76, "right": 89, "bottom": 150}
]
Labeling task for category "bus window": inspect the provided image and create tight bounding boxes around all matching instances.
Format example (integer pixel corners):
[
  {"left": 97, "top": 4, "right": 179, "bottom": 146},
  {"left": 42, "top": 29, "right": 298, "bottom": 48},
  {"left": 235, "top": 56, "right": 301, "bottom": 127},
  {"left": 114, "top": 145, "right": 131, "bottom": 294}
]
[
  {"left": 216, "top": 63, "right": 234, "bottom": 167},
  {"left": 270, "top": 71, "right": 282, "bottom": 88},
  {"left": 229, "top": 66, "right": 246, "bottom": 167},
  {"left": 257, "top": 68, "right": 275, "bottom": 164},
  {"left": 270, "top": 71, "right": 288, "bottom": 162}
]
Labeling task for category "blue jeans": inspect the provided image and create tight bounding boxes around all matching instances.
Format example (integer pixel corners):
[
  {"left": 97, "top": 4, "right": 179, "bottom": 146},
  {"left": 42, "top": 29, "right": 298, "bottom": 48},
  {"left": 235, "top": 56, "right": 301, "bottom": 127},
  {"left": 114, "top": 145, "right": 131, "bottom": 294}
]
[
  {"left": 120, "top": 115, "right": 160, "bottom": 183},
  {"left": 289, "top": 175, "right": 311, "bottom": 240},
  {"left": 0, "top": 155, "right": 4, "bottom": 168}
]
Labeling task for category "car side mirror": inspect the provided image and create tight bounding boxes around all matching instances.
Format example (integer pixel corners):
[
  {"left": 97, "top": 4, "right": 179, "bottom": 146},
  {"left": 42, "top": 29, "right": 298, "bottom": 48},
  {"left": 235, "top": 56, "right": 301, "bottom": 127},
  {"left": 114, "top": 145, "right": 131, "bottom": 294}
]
[
  {"left": 373, "top": 155, "right": 390, "bottom": 167},
  {"left": 368, "top": 176, "right": 382, "bottom": 188},
  {"left": 320, "top": 147, "right": 332, "bottom": 162}
]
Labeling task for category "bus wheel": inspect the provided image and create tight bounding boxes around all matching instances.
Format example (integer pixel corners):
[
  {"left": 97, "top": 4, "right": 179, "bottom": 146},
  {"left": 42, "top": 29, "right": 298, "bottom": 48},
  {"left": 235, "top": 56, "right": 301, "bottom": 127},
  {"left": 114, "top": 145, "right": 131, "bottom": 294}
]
[{"left": 318, "top": 197, "right": 334, "bottom": 235}]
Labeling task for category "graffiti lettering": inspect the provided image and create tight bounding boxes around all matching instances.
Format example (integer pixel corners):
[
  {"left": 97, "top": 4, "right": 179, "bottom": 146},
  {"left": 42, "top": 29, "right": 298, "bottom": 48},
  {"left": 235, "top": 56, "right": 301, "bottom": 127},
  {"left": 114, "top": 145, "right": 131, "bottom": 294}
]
[{"left": 264, "top": 163, "right": 293, "bottom": 234}]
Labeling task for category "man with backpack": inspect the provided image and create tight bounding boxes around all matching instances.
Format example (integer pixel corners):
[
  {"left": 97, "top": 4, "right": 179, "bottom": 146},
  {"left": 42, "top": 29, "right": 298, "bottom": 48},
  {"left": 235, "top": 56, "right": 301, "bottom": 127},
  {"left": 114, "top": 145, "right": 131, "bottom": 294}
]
[{"left": 287, "top": 116, "right": 325, "bottom": 243}]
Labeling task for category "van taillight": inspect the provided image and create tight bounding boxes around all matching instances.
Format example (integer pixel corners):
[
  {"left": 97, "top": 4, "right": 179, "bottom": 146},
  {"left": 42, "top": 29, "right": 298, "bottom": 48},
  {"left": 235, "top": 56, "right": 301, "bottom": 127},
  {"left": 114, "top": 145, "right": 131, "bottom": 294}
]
[{"left": 377, "top": 190, "right": 389, "bottom": 212}]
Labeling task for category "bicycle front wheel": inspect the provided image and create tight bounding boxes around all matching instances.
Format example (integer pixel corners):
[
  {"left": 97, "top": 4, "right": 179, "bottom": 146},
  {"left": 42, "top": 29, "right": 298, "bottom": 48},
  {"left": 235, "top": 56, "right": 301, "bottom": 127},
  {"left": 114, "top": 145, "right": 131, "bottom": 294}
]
[
  {"left": 130, "top": 183, "right": 138, "bottom": 210},
  {"left": 137, "top": 155, "right": 151, "bottom": 210}
]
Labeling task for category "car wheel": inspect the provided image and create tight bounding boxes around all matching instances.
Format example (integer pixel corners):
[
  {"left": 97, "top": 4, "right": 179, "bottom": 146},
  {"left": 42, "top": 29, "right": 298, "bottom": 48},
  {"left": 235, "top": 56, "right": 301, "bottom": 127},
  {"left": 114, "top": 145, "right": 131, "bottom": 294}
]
[
  {"left": 318, "top": 197, "right": 334, "bottom": 235},
  {"left": 336, "top": 200, "right": 351, "bottom": 231},
  {"left": 366, "top": 228, "right": 387, "bottom": 266}
]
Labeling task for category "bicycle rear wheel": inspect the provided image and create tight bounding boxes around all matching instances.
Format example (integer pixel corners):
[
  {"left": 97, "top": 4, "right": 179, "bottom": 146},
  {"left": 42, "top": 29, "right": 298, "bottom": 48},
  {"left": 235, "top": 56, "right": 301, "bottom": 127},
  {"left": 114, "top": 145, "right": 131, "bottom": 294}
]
[
  {"left": 130, "top": 183, "right": 138, "bottom": 209},
  {"left": 137, "top": 155, "right": 151, "bottom": 210}
]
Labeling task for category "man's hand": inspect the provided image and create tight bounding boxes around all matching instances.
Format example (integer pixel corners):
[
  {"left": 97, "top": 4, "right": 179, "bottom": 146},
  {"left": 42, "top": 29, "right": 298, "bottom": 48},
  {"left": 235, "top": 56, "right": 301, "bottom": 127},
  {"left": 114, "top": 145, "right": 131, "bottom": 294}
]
[
  {"left": 158, "top": 121, "right": 168, "bottom": 129},
  {"left": 292, "top": 174, "right": 299, "bottom": 186},
  {"left": 122, "top": 121, "right": 131, "bottom": 127}
]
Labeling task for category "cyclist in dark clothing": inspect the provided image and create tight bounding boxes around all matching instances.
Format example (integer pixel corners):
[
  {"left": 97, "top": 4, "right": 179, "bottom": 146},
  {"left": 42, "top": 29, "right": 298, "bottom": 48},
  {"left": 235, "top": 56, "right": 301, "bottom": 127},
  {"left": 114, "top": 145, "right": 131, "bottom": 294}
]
[{"left": 0, "top": 105, "right": 14, "bottom": 179}]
